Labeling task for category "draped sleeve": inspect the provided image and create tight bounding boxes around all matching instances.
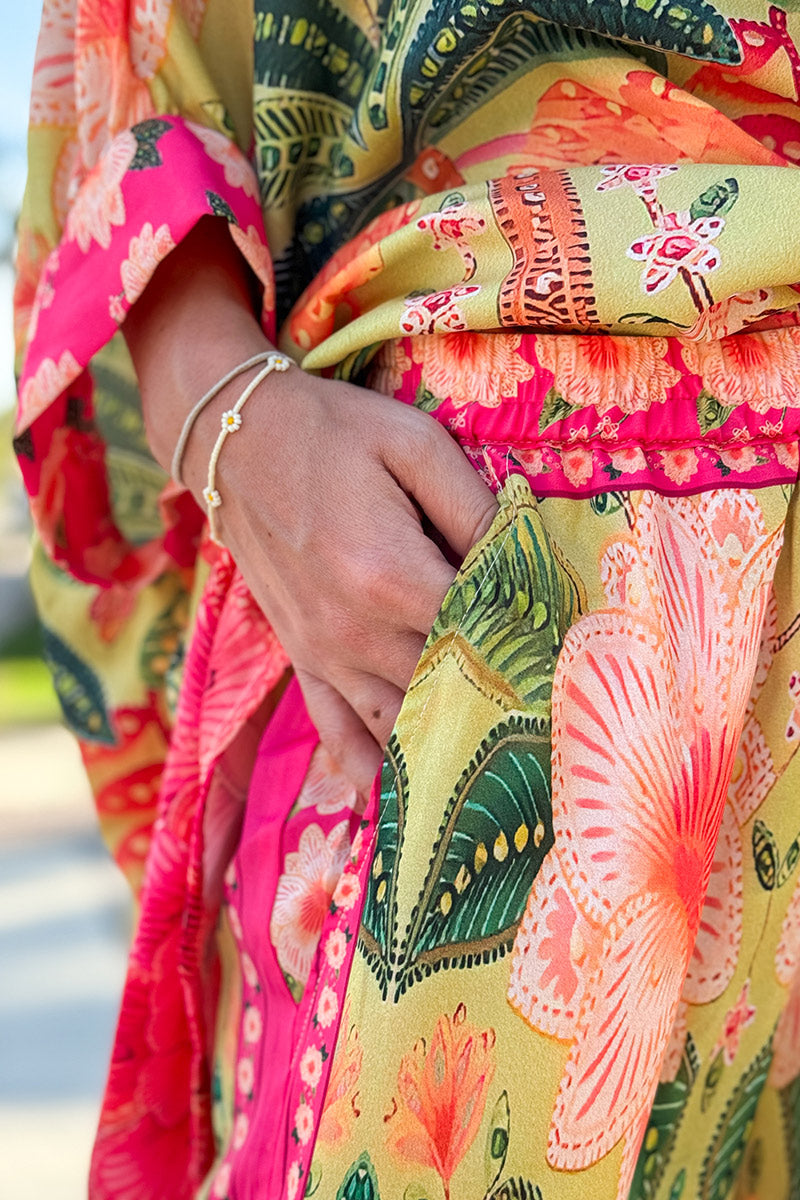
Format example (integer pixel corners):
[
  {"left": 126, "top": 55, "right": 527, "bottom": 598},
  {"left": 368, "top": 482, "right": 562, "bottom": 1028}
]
[{"left": 14, "top": 0, "right": 273, "bottom": 588}]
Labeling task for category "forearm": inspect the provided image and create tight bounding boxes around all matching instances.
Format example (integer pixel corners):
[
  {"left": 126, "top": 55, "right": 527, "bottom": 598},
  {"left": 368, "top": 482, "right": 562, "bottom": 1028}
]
[{"left": 123, "top": 216, "right": 274, "bottom": 488}]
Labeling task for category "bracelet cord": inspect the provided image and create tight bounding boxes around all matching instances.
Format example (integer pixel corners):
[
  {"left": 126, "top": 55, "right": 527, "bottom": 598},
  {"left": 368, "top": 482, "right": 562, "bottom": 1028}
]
[
  {"left": 203, "top": 352, "right": 292, "bottom": 544},
  {"left": 170, "top": 350, "right": 276, "bottom": 486}
]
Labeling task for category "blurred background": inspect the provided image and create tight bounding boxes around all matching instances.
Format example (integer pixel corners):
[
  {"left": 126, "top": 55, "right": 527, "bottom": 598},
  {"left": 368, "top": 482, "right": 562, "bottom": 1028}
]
[{"left": 0, "top": 4, "right": 130, "bottom": 1195}]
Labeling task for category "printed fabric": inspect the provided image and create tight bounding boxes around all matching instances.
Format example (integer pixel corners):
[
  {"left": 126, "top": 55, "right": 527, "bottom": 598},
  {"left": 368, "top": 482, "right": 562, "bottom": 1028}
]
[{"left": 12, "top": 3, "right": 800, "bottom": 1200}]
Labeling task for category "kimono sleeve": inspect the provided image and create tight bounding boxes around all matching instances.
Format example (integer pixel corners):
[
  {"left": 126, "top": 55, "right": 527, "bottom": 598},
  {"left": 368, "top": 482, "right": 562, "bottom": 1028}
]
[{"left": 14, "top": 0, "right": 273, "bottom": 588}]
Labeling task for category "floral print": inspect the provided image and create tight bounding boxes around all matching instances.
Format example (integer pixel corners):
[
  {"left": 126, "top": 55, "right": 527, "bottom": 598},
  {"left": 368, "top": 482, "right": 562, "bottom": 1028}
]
[
  {"left": 534, "top": 335, "right": 681, "bottom": 414},
  {"left": 629, "top": 211, "right": 725, "bottom": 297},
  {"left": 385, "top": 1004, "right": 496, "bottom": 1198},
  {"left": 411, "top": 331, "right": 536, "bottom": 408},
  {"left": 14, "top": 2, "right": 800, "bottom": 1199},
  {"left": 270, "top": 820, "right": 352, "bottom": 988}
]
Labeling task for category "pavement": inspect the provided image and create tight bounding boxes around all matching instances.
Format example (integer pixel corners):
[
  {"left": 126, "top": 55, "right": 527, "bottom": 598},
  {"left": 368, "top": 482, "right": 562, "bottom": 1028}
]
[{"left": 0, "top": 723, "right": 130, "bottom": 1199}]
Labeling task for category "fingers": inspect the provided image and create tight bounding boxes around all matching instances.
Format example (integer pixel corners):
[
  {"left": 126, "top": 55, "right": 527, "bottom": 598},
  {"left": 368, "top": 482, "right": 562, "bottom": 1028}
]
[
  {"left": 296, "top": 670, "right": 384, "bottom": 798},
  {"left": 382, "top": 410, "right": 499, "bottom": 560},
  {"left": 334, "top": 668, "right": 406, "bottom": 748}
]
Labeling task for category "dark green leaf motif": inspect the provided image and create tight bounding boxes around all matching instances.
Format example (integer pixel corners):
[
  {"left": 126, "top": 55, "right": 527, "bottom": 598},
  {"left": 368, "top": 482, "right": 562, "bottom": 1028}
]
[
  {"left": 42, "top": 626, "right": 115, "bottom": 744},
  {"left": 539, "top": 388, "right": 577, "bottom": 435},
  {"left": 689, "top": 178, "right": 739, "bottom": 221},
  {"left": 523, "top": 0, "right": 741, "bottom": 63},
  {"left": 359, "top": 714, "right": 554, "bottom": 1001},
  {"left": 336, "top": 1153, "right": 381, "bottom": 1200},
  {"left": 753, "top": 819, "right": 779, "bottom": 891},
  {"left": 779, "top": 1076, "right": 800, "bottom": 1200},
  {"left": 630, "top": 1033, "right": 701, "bottom": 1200},
  {"left": 205, "top": 190, "right": 239, "bottom": 225},
  {"left": 487, "top": 1180, "right": 543, "bottom": 1200},
  {"left": 129, "top": 118, "right": 173, "bottom": 170},
  {"left": 485, "top": 1091, "right": 511, "bottom": 1193},
  {"left": 699, "top": 1040, "right": 773, "bottom": 1200},
  {"left": 427, "top": 490, "right": 584, "bottom": 719},
  {"left": 697, "top": 390, "right": 735, "bottom": 436}
]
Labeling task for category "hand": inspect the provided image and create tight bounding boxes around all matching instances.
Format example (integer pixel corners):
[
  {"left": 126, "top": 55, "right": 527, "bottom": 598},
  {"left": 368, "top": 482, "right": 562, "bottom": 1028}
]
[
  {"left": 182, "top": 368, "right": 498, "bottom": 797},
  {"left": 125, "top": 216, "right": 498, "bottom": 796}
]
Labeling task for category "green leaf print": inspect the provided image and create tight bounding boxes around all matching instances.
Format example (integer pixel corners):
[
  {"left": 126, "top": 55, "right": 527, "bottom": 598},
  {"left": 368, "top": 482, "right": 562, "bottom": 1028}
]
[
  {"left": 359, "top": 735, "right": 407, "bottom": 999},
  {"left": 699, "top": 1040, "right": 773, "bottom": 1200},
  {"left": 485, "top": 1091, "right": 511, "bottom": 1192},
  {"left": 41, "top": 626, "right": 115, "bottom": 744},
  {"left": 336, "top": 1153, "right": 381, "bottom": 1200},
  {"left": 523, "top": 0, "right": 741, "bottom": 63},
  {"left": 689, "top": 178, "right": 739, "bottom": 221},
  {"left": 129, "top": 118, "right": 173, "bottom": 170},
  {"left": 486, "top": 1181, "right": 543, "bottom": 1200},
  {"left": 753, "top": 819, "right": 779, "bottom": 891},
  {"left": 630, "top": 1032, "right": 701, "bottom": 1200},
  {"left": 696, "top": 390, "right": 735, "bottom": 435},
  {"left": 538, "top": 388, "right": 577, "bottom": 435}
]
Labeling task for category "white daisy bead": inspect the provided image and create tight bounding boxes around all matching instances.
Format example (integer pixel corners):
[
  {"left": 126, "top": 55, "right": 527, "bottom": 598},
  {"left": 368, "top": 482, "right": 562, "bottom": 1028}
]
[
  {"left": 221, "top": 410, "right": 242, "bottom": 432},
  {"left": 204, "top": 487, "right": 222, "bottom": 508}
]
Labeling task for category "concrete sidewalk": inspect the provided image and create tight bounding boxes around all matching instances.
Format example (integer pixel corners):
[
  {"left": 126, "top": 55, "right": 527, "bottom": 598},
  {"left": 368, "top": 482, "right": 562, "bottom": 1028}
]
[{"left": 0, "top": 723, "right": 130, "bottom": 1198}]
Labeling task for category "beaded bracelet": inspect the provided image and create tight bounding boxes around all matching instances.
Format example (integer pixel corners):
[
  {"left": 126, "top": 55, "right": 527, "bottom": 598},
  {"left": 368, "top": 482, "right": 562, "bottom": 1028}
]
[
  {"left": 170, "top": 350, "right": 276, "bottom": 487},
  {"left": 203, "top": 351, "right": 292, "bottom": 543}
]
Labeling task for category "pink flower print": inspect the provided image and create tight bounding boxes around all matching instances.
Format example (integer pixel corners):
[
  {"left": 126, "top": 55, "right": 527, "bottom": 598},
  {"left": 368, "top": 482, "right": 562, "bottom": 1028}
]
[
  {"left": 241, "top": 952, "right": 259, "bottom": 989},
  {"left": 295, "top": 743, "right": 360, "bottom": 816},
  {"left": 242, "top": 1004, "right": 263, "bottom": 1046},
  {"left": 230, "top": 223, "right": 276, "bottom": 317},
  {"left": 560, "top": 444, "right": 594, "bottom": 488},
  {"left": 270, "top": 820, "right": 351, "bottom": 987},
  {"left": 368, "top": 340, "right": 413, "bottom": 398},
  {"left": 316, "top": 984, "right": 339, "bottom": 1029},
  {"left": 597, "top": 415, "right": 619, "bottom": 440},
  {"left": 416, "top": 202, "right": 487, "bottom": 281},
  {"left": 286, "top": 1161, "right": 302, "bottom": 1200},
  {"left": 775, "top": 441, "right": 800, "bottom": 473},
  {"left": 760, "top": 419, "right": 784, "bottom": 437},
  {"left": 294, "top": 1101, "right": 315, "bottom": 1146},
  {"left": 596, "top": 163, "right": 678, "bottom": 198},
  {"left": 232, "top": 1111, "right": 250, "bottom": 1151},
  {"left": 227, "top": 901, "right": 243, "bottom": 942},
  {"left": 187, "top": 121, "right": 260, "bottom": 199},
  {"left": 400, "top": 285, "right": 480, "bottom": 336},
  {"left": 770, "top": 876, "right": 800, "bottom": 1088},
  {"left": 535, "top": 334, "right": 680, "bottom": 415},
  {"left": 65, "top": 129, "right": 137, "bottom": 252},
  {"left": 610, "top": 445, "right": 648, "bottom": 475},
  {"left": 237, "top": 1056, "right": 254, "bottom": 1098},
  {"left": 120, "top": 221, "right": 175, "bottom": 304},
  {"left": 324, "top": 929, "right": 348, "bottom": 972},
  {"left": 300, "top": 1046, "right": 324, "bottom": 1091},
  {"left": 660, "top": 446, "right": 699, "bottom": 484},
  {"left": 714, "top": 980, "right": 756, "bottom": 1066},
  {"left": 30, "top": 0, "right": 78, "bottom": 127},
  {"left": 318, "top": 1000, "right": 363, "bottom": 1147},
  {"left": 628, "top": 211, "right": 724, "bottom": 296},
  {"left": 75, "top": 40, "right": 152, "bottom": 175},
  {"left": 130, "top": 0, "right": 172, "bottom": 80},
  {"left": 787, "top": 672, "right": 800, "bottom": 742},
  {"left": 660, "top": 1001, "right": 689, "bottom": 1084},
  {"left": 332, "top": 871, "right": 361, "bottom": 911},
  {"left": 411, "top": 331, "right": 536, "bottom": 408},
  {"left": 108, "top": 293, "right": 126, "bottom": 323},
  {"left": 718, "top": 445, "right": 759, "bottom": 473},
  {"left": 681, "top": 329, "right": 800, "bottom": 413},
  {"left": 212, "top": 1160, "right": 231, "bottom": 1198},
  {"left": 731, "top": 427, "right": 751, "bottom": 442},
  {"left": 18, "top": 349, "right": 81, "bottom": 429},
  {"left": 510, "top": 490, "right": 777, "bottom": 1174},
  {"left": 514, "top": 447, "right": 550, "bottom": 477}
]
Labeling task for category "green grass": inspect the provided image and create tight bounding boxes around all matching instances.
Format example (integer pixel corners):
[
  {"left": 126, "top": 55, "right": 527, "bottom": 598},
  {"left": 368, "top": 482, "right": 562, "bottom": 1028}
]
[{"left": 0, "top": 657, "right": 61, "bottom": 727}]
